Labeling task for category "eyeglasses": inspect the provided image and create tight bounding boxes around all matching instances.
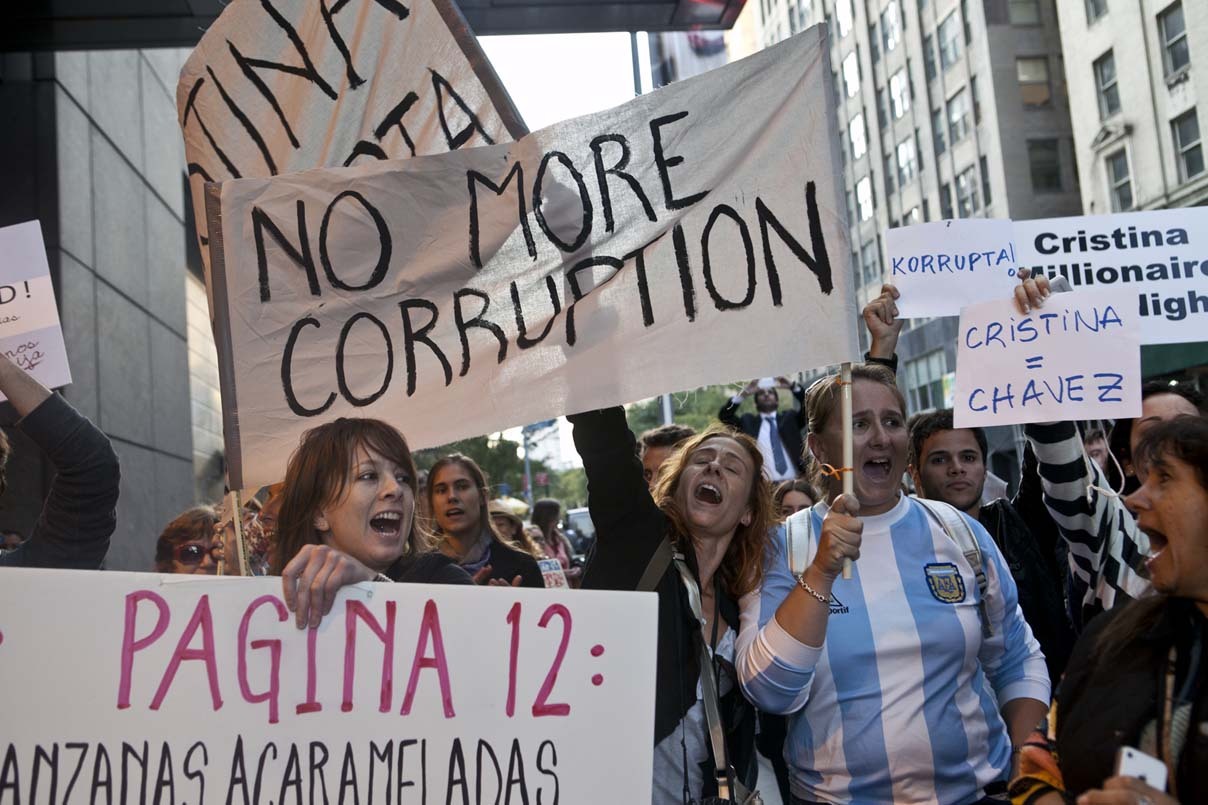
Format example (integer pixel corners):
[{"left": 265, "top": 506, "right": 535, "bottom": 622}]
[{"left": 173, "top": 542, "right": 215, "bottom": 565}]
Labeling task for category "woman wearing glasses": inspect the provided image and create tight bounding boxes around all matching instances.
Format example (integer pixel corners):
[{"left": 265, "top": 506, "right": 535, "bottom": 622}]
[{"left": 155, "top": 506, "right": 222, "bottom": 574}]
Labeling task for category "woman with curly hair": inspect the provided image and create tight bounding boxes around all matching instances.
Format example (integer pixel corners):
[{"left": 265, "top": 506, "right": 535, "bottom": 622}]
[{"left": 568, "top": 405, "right": 774, "bottom": 804}]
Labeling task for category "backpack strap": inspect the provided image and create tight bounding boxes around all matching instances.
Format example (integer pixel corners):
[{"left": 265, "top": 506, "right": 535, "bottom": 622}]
[
  {"left": 915, "top": 498, "right": 992, "bottom": 638},
  {"left": 784, "top": 507, "right": 816, "bottom": 576}
]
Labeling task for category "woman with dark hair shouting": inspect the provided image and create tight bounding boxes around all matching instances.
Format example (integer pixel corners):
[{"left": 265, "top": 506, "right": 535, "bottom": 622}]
[{"left": 273, "top": 418, "right": 471, "bottom": 629}]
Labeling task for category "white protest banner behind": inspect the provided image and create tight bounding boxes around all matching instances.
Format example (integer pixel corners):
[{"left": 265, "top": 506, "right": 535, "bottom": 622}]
[
  {"left": 0, "top": 569, "right": 657, "bottom": 803},
  {"left": 885, "top": 219, "right": 1018, "bottom": 317},
  {"left": 1015, "top": 207, "right": 1208, "bottom": 345},
  {"left": 179, "top": 0, "right": 527, "bottom": 276},
  {"left": 0, "top": 221, "right": 72, "bottom": 399},
  {"left": 954, "top": 287, "right": 1141, "bottom": 428},
  {"left": 210, "top": 27, "right": 857, "bottom": 490}
]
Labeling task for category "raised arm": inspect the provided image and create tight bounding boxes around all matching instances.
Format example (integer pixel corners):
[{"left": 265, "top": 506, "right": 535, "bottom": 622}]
[
  {"left": 719, "top": 379, "right": 759, "bottom": 428},
  {"left": 0, "top": 355, "right": 119, "bottom": 569},
  {"left": 568, "top": 407, "right": 667, "bottom": 591}
]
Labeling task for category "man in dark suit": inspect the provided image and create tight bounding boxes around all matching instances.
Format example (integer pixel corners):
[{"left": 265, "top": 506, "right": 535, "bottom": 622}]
[{"left": 718, "top": 377, "right": 806, "bottom": 481}]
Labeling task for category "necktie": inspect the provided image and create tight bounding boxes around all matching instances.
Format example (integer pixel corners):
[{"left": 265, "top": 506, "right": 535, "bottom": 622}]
[{"left": 766, "top": 415, "right": 789, "bottom": 475}]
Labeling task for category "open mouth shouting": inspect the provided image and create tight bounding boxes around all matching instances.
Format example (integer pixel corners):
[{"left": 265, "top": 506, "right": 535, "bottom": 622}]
[
  {"left": 370, "top": 510, "right": 404, "bottom": 538},
  {"left": 862, "top": 457, "right": 894, "bottom": 483},
  {"left": 1142, "top": 526, "right": 1168, "bottom": 576},
  {"left": 694, "top": 482, "right": 723, "bottom": 505}
]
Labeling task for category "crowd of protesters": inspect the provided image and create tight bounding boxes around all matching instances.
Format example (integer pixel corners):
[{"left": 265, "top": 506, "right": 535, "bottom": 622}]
[{"left": 3, "top": 269, "right": 1208, "bottom": 805}]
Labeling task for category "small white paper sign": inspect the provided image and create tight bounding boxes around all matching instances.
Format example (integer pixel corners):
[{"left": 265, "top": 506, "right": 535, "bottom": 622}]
[
  {"left": 953, "top": 287, "right": 1141, "bottom": 428},
  {"left": 887, "top": 219, "right": 1020, "bottom": 318},
  {"left": 0, "top": 221, "right": 72, "bottom": 400}
]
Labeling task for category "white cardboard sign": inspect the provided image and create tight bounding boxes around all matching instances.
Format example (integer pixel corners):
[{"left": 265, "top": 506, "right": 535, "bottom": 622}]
[
  {"left": 953, "top": 287, "right": 1141, "bottom": 428},
  {"left": 886, "top": 219, "right": 1019, "bottom": 318},
  {"left": 1014, "top": 207, "right": 1208, "bottom": 346},
  {"left": 179, "top": 0, "right": 527, "bottom": 279},
  {"left": 0, "top": 569, "right": 657, "bottom": 803},
  {"left": 0, "top": 221, "right": 72, "bottom": 399},
  {"left": 208, "top": 27, "right": 858, "bottom": 490}
]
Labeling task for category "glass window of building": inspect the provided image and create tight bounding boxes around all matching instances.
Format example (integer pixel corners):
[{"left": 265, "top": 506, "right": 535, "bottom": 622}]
[
  {"left": 1094, "top": 51, "right": 1120, "bottom": 118},
  {"left": 980, "top": 155, "right": 993, "bottom": 206},
  {"left": 1159, "top": 3, "right": 1190, "bottom": 76},
  {"left": 1027, "top": 139, "right": 1062, "bottom": 191},
  {"left": 1008, "top": 0, "right": 1041, "bottom": 25},
  {"left": 870, "top": 24, "right": 880, "bottom": 63},
  {"left": 897, "top": 138, "right": 918, "bottom": 185},
  {"left": 947, "top": 89, "right": 971, "bottom": 144},
  {"left": 940, "top": 182, "right": 954, "bottom": 218},
  {"left": 939, "top": 12, "right": 962, "bottom": 69},
  {"left": 1172, "top": 109, "right": 1204, "bottom": 182},
  {"left": 903, "top": 350, "right": 947, "bottom": 412},
  {"left": 904, "top": 206, "right": 921, "bottom": 226},
  {"left": 932, "top": 108, "right": 946, "bottom": 153},
  {"left": 861, "top": 241, "right": 880, "bottom": 286},
  {"left": 890, "top": 69, "right": 911, "bottom": 118},
  {"left": 877, "top": 86, "right": 889, "bottom": 129},
  {"left": 884, "top": 154, "right": 896, "bottom": 195},
  {"left": 843, "top": 51, "right": 861, "bottom": 97},
  {"left": 923, "top": 35, "right": 937, "bottom": 81},
  {"left": 849, "top": 113, "right": 868, "bottom": 159},
  {"left": 956, "top": 165, "right": 980, "bottom": 216},
  {"left": 1085, "top": 0, "right": 1107, "bottom": 24},
  {"left": 857, "top": 176, "right": 875, "bottom": 221},
  {"left": 882, "top": 2, "right": 902, "bottom": 53},
  {"left": 1106, "top": 149, "right": 1133, "bottom": 211},
  {"left": 1017, "top": 57, "right": 1052, "bottom": 107},
  {"left": 836, "top": 0, "right": 853, "bottom": 37}
]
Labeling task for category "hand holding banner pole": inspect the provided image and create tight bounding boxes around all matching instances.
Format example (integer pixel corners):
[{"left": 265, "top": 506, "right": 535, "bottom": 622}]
[{"left": 841, "top": 362, "right": 854, "bottom": 580}]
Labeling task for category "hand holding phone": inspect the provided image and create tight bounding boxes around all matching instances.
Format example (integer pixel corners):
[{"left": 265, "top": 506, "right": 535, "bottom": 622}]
[{"left": 1114, "top": 746, "right": 1168, "bottom": 791}]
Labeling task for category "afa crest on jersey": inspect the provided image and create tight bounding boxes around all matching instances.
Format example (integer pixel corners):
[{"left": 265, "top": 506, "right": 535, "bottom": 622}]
[{"left": 924, "top": 563, "right": 966, "bottom": 603}]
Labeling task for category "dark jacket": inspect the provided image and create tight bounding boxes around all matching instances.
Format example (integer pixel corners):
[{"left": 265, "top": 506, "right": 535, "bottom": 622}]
[
  {"left": 0, "top": 394, "right": 119, "bottom": 569},
  {"left": 1056, "top": 598, "right": 1208, "bottom": 801},
  {"left": 480, "top": 539, "right": 544, "bottom": 588},
  {"left": 387, "top": 552, "right": 474, "bottom": 585},
  {"left": 978, "top": 498, "right": 1074, "bottom": 682},
  {"left": 569, "top": 406, "right": 757, "bottom": 795},
  {"left": 718, "top": 383, "right": 807, "bottom": 475}
]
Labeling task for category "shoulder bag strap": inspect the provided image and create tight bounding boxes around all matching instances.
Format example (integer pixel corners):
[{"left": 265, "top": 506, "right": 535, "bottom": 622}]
[{"left": 636, "top": 537, "right": 675, "bottom": 593}]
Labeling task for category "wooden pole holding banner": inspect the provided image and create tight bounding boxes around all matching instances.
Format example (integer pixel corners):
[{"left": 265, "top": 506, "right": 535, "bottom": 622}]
[
  {"left": 217, "top": 489, "right": 249, "bottom": 577},
  {"left": 841, "top": 362, "right": 854, "bottom": 580}
]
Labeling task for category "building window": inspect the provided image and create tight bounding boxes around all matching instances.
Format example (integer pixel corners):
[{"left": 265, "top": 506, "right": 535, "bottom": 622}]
[
  {"left": 932, "top": 108, "right": 946, "bottom": 153},
  {"left": 939, "top": 12, "right": 962, "bottom": 69},
  {"left": 1086, "top": 0, "right": 1107, "bottom": 24},
  {"left": 849, "top": 113, "right": 868, "bottom": 160},
  {"left": 836, "top": 0, "right": 853, "bottom": 37},
  {"left": 904, "top": 206, "right": 921, "bottom": 226},
  {"left": 1159, "top": 3, "right": 1190, "bottom": 76},
  {"left": 890, "top": 69, "right": 911, "bottom": 119},
  {"left": 1094, "top": 51, "right": 1120, "bottom": 119},
  {"left": 903, "top": 350, "right": 947, "bottom": 413},
  {"left": 1172, "top": 109, "right": 1204, "bottom": 182},
  {"left": 923, "top": 35, "right": 937, "bottom": 81},
  {"left": 884, "top": 154, "right": 896, "bottom": 196},
  {"left": 869, "top": 24, "right": 880, "bottom": 63},
  {"left": 843, "top": 51, "right": 861, "bottom": 98},
  {"left": 877, "top": 87, "right": 889, "bottom": 129},
  {"left": 947, "top": 89, "right": 971, "bottom": 144},
  {"left": 980, "top": 155, "right": 993, "bottom": 206},
  {"left": 1008, "top": 0, "right": 1041, "bottom": 25},
  {"left": 897, "top": 138, "right": 919, "bottom": 185},
  {"left": 956, "top": 165, "right": 980, "bottom": 217},
  {"left": 860, "top": 241, "right": 880, "bottom": 286},
  {"left": 1028, "top": 139, "right": 1062, "bottom": 191},
  {"left": 857, "top": 176, "right": 875, "bottom": 221},
  {"left": 882, "top": 2, "right": 902, "bottom": 53},
  {"left": 1017, "top": 57, "right": 1052, "bottom": 107},
  {"left": 1106, "top": 149, "right": 1133, "bottom": 211}
]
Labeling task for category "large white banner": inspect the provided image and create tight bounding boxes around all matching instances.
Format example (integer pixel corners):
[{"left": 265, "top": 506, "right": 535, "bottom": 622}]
[
  {"left": 179, "top": 0, "right": 527, "bottom": 275},
  {"left": 209, "top": 27, "right": 857, "bottom": 490},
  {"left": 0, "top": 570, "right": 657, "bottom": 803}
]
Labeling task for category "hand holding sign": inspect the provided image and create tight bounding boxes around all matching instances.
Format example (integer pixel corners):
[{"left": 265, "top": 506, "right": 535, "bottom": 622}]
[
  {"left": 953, "top": 278, "right": 1141, "bottom": 428},
  {"left": 0, "top": 221, "right": 72, "bottom": 401}
]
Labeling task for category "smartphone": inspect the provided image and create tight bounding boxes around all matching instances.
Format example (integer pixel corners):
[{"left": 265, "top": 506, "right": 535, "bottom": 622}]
[
  {"left": 1114, "top": 746, "right": 1167, "bottom": 791},
  {"left": 757, "top": 377, "right": 776, "bottom": 390}
]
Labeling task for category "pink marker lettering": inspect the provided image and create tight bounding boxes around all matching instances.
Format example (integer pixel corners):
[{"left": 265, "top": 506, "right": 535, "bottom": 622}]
[
  {"left": 343, "top": 600, "right": 396, "bottom": 713},
  {"left": 149, "top": 594, "right": 224, "bottom": 711},
  {"left": 400, "top": 599, "right": 455, "bottom": 718},
  {"left": 117, "top": 590, "right": 170, "bottom": 709},
  {"left": 238, "top": 594, "right": 288, "bottom": 724}
]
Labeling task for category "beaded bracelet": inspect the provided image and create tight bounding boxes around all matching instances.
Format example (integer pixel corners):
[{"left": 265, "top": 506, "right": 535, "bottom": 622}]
[{"left": 797, "top": 574, "right": 828, "bottom": 605}]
